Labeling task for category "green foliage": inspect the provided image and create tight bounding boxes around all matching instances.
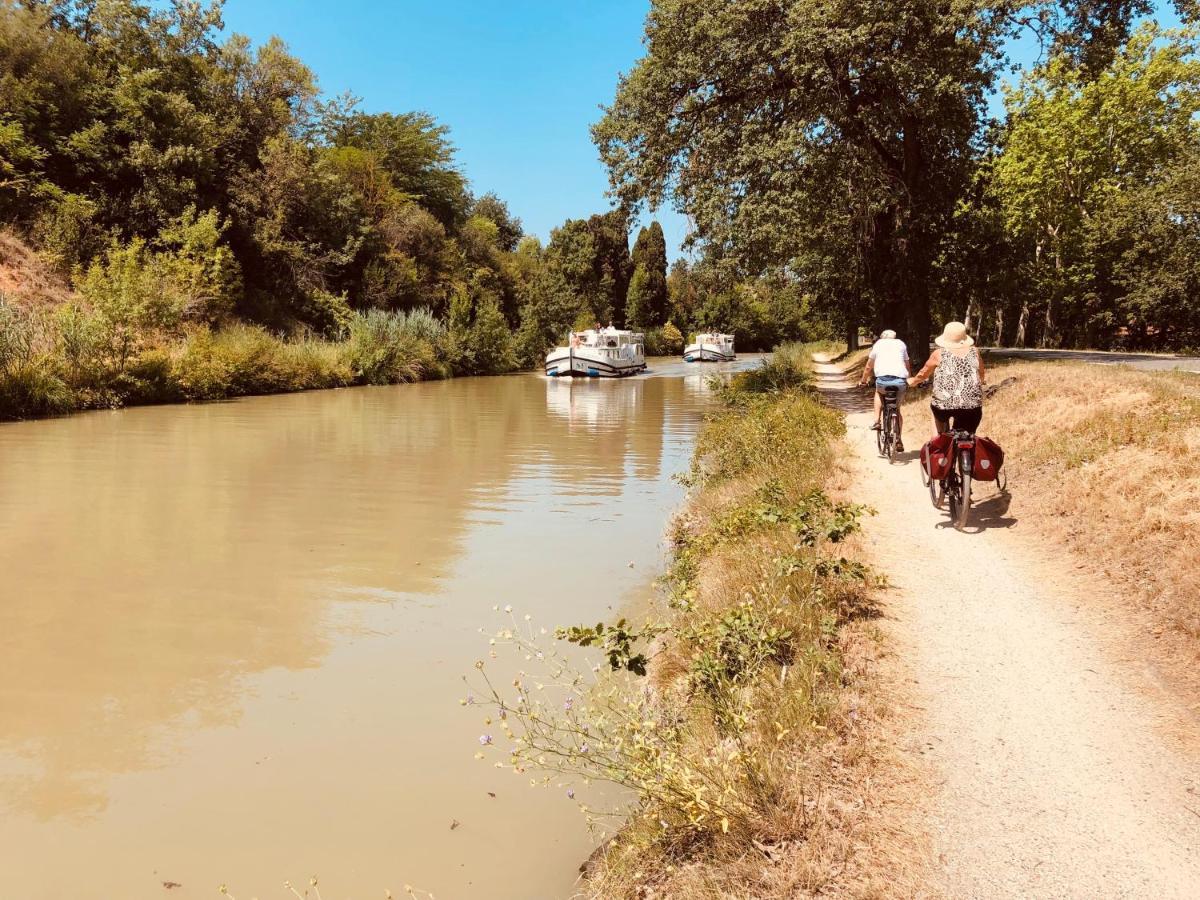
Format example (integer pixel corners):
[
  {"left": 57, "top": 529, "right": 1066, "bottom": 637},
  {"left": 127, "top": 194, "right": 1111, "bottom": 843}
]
[
  {"left": 626, "top": 221, "right": 668, "bottom": 328},
  {"left": 345, "top": 309, "right": 436, "bottom": 385},
  {"left": 557, "top": 618, "right": 667, "bottom": 676},
  {"left": 594, "top": 0, "right": 1200, "bottom": 353},
  {"left": 722, "top": 342, "right": 815, "bottom": 396},
  {"left": 642, "top": 321, "right": 685, "bottom": 355},
  {"left": 459, "top": 298, "right": 517, "bottom": 376},
  {"left": 0, "top": 296, "right": 70, "bottom": 417},
  {"left": 32, "top": 193, "right": 103, "bottom": 275},
  {"left": 78, "top": 239, "right": 181, "bottom": 368},
  {"left": 985, "top": 23, "right": 1200, "bottom": 349},
  {"left": 469, "top": 193, "right": 523, "bottom": 252},
  {"left": 683, "top": 602, "right": 793, "bottom": 698}
]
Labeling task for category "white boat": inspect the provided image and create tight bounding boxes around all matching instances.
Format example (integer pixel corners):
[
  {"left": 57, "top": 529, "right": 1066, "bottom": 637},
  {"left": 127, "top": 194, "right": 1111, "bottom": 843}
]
[
  {"left": 545, "top": 328, "right": 647, "bottom": 378},
  {"left": 684, "top": 332, "right": 735, "bottom": 362}
]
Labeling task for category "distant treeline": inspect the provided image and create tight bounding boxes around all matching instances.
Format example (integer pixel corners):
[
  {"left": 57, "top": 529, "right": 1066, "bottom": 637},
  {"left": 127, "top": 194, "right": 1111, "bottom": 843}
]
[
  {"left": 596, "top": 0, "right": 1200, "bottom": 352},
  {"left": 0, "top": 0, "right": 829, "bottom": 420}
]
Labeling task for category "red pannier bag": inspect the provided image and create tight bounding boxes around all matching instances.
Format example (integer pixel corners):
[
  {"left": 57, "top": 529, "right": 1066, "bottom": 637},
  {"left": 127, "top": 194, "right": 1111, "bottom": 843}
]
[
  {"left": 921, "top": 432, "right": 953, "bottom": 481},
  {"left": 972, "top": 436, "right": 1005, "bottom": 481}
]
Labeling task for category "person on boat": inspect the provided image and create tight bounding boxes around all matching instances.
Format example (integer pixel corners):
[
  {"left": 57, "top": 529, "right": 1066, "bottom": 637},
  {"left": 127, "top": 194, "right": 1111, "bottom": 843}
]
[
  {"left": 907, "top": 321, "right": 985, "bottom": 434},
  {"left": 859, "top": 328, "right": 911, "bottom": 451}
]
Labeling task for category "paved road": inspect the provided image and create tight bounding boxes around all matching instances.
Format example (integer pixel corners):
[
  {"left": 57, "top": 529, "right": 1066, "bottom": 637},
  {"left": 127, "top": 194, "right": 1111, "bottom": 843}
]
[{"left": 984, "top": 347, "right": 1200, "bottom": 373}]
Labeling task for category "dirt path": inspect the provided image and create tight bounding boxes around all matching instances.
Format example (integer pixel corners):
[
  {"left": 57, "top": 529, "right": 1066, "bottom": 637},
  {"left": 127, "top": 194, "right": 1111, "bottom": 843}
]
[{"left": 815, "top": 362, "right": 1200, "bottom": 899}]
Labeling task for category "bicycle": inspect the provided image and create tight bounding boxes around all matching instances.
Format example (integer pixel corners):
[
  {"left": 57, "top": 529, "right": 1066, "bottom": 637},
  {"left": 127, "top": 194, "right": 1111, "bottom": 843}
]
[
  {"left": 926, "top": 428, "right": 976, "bottom": 530},
  {"left": 876, "top": 386, "right": 902, "bottom": 462}
]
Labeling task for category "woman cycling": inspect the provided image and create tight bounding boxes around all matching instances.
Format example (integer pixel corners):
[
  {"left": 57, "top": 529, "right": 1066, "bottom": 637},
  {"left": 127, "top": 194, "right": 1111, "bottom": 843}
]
[{"left": 908, "top": 321, "right": 985, "bottom": 434}]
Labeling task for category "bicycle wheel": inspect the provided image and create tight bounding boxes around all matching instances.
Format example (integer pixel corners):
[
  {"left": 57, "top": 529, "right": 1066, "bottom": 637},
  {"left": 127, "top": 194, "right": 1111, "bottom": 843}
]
[
  {"left": 954, "top": 450, "right": 973, "bottom": 530},
  {"left": 887, "top": 412, "right": 899, "bottom": 463},
  {"left": 876, "top": 417, "right": 887, "bottom": 456},
  {"left": 929, "top": 471, "right": 945, "bottom": 508}
]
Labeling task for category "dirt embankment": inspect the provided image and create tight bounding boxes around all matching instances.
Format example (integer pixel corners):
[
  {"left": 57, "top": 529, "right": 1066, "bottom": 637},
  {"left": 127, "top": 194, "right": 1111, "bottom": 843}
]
[
  {"left": 817, "top": 355, "right": 1200, "bottom": 899},
  {"left": 0, "top": 231, "right": 74, "bottom": 310}
]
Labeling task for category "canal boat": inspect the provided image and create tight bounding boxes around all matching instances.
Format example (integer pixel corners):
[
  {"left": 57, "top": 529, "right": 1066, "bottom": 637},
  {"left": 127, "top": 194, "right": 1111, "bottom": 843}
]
[
  {"left": 545, "top": 328, "right": 647, "bottom": 378},
  {"left": 684, "top": 332, "right": 736, "bottom": 362}
]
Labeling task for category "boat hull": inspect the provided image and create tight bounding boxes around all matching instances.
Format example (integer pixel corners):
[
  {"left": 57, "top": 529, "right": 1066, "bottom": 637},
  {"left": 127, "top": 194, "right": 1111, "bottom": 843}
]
[
  {"left": 683, "top": 343, "right": 735, "bottom": 362},
  {"left": 545, "top": 351, "right": 646, "bottom": 378}
]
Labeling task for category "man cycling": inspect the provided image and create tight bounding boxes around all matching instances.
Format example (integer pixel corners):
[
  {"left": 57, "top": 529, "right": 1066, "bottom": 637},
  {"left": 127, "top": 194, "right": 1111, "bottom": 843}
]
[{"left": 858, "top": 329, "right": 910, "bottom": 451}]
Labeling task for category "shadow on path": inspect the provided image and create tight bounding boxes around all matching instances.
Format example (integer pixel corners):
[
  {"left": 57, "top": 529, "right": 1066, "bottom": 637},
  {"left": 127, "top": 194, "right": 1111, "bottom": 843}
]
[{"left": 812, "top": 370, "right": 873, "bottom": 415}]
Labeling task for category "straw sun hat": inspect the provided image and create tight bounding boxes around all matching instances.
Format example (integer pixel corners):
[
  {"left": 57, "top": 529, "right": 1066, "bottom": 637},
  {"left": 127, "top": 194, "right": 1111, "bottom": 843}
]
[{"left": 935, "top": 321, "right": 974, "bottom": 349}]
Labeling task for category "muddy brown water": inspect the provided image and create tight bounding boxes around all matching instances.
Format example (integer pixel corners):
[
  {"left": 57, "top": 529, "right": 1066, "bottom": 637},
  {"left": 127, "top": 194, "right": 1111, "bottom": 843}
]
[{"left": 0, "top": 357, "right": 759, "bottom": 899}]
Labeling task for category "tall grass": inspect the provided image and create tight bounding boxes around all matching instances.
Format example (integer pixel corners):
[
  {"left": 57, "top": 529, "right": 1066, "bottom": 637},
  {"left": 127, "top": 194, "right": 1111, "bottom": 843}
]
[
  {"left": 721, "top": 341, "right": 819, "bottom": 396},
  {"left": 0, "top": 303, "right": 486, "bottom": 421}
]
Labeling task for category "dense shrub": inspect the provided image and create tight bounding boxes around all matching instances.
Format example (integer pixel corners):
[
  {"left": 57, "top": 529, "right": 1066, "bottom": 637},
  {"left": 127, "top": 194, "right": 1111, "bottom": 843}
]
[
  {"left": 642, "top": 320, "right": 685, "bottom": 355},
  {"left": 345, "top": 309, "right": 433, "bottom": 385}
]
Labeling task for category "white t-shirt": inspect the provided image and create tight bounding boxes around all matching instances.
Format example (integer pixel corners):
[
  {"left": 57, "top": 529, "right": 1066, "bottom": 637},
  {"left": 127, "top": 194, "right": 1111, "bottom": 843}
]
[{"left": 869, "top": 337, "right": 910, "bottom": 378}]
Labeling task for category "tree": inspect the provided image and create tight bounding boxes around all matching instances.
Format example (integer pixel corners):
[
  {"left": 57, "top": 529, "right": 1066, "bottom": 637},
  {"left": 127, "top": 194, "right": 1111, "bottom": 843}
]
[
  {"left": 593, "top": 0, "right": 1197, "bottom": 352},
  {"left": 543, "top": 210, "right": 633, "bottom": 327},
  {"left": 626, "top": 221, "right": 668, "bottom": 328},
  {"left": 594, "top": 0, "right": 1011, "bottom": 352},
  {"left": 470, "top": 192, "right": 523, "bottom": 252},
  {"left": 991, "top": 24, "right": 1200, "bottom": 347},
  {"left": 319, "top": 107, "right": 470, "bottom": 229}
]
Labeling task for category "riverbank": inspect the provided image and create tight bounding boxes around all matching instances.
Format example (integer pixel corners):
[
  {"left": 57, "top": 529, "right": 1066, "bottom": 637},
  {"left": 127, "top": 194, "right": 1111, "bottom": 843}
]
[
  {"left": 582, "top": 345, "right": 925, "bottom": 896},
  {"left": 0, "top": 295, "right": 527, "bottom": 421}
]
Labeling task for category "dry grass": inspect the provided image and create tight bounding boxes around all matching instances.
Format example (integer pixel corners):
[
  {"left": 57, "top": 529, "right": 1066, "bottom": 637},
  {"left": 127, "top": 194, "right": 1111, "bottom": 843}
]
[
  {"left": 578, "top": 358, "right": 932, "bottom": 899},
  {"left": 904, "top": 360, "right": 1200, "bottom": 670}
]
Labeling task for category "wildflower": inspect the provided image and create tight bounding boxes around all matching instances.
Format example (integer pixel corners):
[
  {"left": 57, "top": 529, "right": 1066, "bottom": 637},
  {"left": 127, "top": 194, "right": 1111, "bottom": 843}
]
[
  {"left": 473, "top": 660, "right": 484, "bottom": 669},
  {"left": 567, "top": 789, "right": 575, "bottom": 799},
  {"left": 580, "top": 743, "right": 590, "bottom": 754},
  {"left": 564, "top": 698, "right": 574, "bottom": 711},
  {"left": 524, "top": 614, "right": 532, "bottom": 621},
  {"left": 504, "top": 604, "right": 513, "bottom": 613},
  {"left": 479, "top": 734, "right": 493, "bottom": 746}
]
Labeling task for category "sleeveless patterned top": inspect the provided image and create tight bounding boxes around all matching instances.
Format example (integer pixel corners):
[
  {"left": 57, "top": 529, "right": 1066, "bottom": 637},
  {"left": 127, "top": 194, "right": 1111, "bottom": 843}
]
[{"left": 931, "top": 347, "right": 983, "bottom": 410}]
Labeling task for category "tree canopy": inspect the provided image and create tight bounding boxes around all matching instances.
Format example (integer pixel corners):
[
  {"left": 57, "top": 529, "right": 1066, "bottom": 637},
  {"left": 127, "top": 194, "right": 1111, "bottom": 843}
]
[{"left": 596, "top": 0, "right": 1200, "bottom": 351}]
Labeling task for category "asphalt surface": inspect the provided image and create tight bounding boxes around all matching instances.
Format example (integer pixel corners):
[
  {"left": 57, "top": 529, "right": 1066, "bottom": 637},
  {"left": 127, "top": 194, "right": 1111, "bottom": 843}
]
[{"left": 984, "top": 347, "right": 1200, "bottom": 373}]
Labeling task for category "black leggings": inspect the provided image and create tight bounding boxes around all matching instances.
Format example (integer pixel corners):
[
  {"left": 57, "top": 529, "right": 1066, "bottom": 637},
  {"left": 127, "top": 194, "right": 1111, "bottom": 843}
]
[{"left": 932, "top": 404, "right": 982, "bottom": 433}]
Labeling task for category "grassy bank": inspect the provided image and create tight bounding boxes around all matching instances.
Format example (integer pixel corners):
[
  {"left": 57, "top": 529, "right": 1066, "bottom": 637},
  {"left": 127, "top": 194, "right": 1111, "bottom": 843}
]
[
  {"left": 0, "top": 299, "right": 521, "bottom": 421},
  {"left": 918, "top": 361, "right": 1200, "bottom": 656},
  {"left": 472, "top": 344, "right": 922, "bottom": 898}
]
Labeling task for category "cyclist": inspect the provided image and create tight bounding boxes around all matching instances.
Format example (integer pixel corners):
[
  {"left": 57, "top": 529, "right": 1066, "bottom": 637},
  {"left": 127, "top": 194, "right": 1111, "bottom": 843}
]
[
  {"left": 908, "top": 321, "right": 985, "bottom": 434},
  {"left": 859, "top": 328, "right": 910, "bottom": 451}
]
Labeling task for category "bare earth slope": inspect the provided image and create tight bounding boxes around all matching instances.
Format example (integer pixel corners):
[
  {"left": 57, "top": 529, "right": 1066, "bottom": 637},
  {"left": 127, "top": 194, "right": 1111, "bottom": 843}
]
[{"left": 815, "top": 362, "right": 1200, "bottom": 899}]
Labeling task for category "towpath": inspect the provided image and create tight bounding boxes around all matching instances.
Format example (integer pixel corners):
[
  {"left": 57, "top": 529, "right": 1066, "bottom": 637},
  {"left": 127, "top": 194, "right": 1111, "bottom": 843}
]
[{"left": 814, "top": 360, "right": 1200, "bottom": 899}]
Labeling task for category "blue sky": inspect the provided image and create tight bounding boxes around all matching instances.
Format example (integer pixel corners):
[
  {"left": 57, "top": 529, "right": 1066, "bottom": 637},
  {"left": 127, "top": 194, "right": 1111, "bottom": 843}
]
[{"left": 219, "top": 0, "right": 690, "bottom": 256}]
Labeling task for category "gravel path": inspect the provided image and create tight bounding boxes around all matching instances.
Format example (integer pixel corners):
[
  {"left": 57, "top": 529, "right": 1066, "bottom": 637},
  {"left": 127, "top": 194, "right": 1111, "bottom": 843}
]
[{"left": 815, "top": 362, "right": 1200, "bottom": 899}]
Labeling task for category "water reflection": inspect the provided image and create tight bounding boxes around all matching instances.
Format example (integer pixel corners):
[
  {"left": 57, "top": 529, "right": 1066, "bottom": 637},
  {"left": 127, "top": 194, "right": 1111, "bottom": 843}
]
[{"left": 0, "top": 358, "right": 758, "bottom": 898}]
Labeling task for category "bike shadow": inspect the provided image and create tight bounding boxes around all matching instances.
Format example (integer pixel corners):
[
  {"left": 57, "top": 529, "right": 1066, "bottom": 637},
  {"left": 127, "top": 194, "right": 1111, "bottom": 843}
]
[
  {"left": 887, "top": 450, "right": 922, "bottom": 466},
  {"left": 936, "top": 488, "right": 1017, "bottom": 532}
]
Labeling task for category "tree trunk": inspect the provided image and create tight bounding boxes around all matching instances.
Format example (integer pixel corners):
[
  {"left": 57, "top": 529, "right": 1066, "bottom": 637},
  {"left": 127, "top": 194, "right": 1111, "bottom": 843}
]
[
  {"left": 994, "top": 307, "right": 1004, "bottom": 347},
  {"left": 1015, "top": 301, "right": 1029, "bottom": 347},
  {"left": 1040, "top": 298, "right": 1054, "bottom": 349},
  {"left": 963, "top": 298, "right": 975, "bottom": 331},
  {"left": 846, "top": 319, "right": 859, "bottom": 351}
]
